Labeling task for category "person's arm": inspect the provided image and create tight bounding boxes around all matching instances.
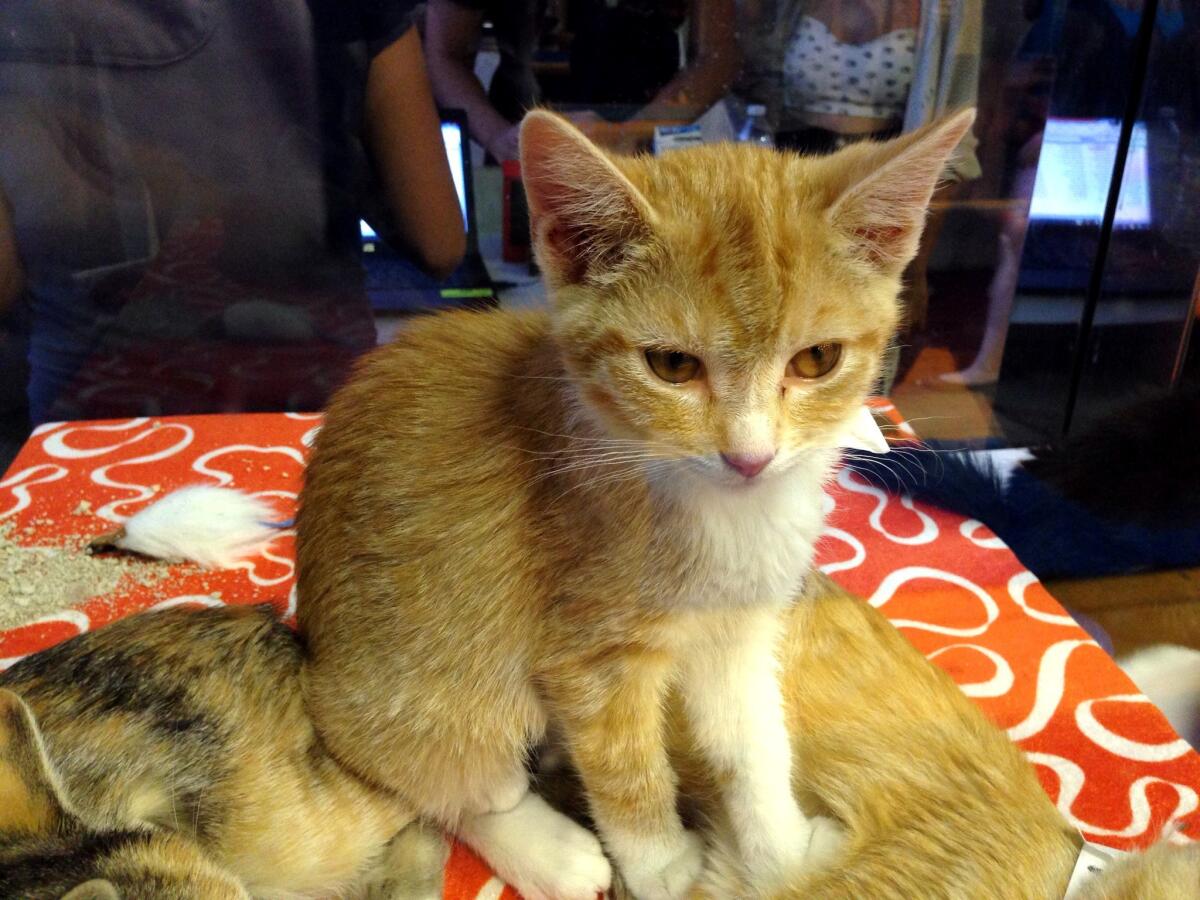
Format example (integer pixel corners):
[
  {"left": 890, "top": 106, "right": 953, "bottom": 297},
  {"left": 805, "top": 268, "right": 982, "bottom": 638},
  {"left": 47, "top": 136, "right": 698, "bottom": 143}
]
[
  {"left": 365, "top": 26, "right": 466, "bottom": 279},
  {"left": 425, "top": 0, "right": 521, "bottom": 161},
  {"left": 636, "top": 0, "right": 740, "bottom": 121},
  {"left": 0, "top": 185, "right": 24, "bottom": 315}
]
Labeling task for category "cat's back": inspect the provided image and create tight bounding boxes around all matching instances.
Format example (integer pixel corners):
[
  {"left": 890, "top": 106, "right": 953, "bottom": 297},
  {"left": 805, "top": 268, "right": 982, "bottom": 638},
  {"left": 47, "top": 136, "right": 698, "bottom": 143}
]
[
  {"left": 1, "top": 604, "right": 300, "bottom": 736},
  {"left": 297, "top": 308, "right": 563, "bottom": 623},
  {"left": 301, "top": 308, "right": 554, "bottom": 517},
  {"left": 0, "top": 605, "right": 304, "bottom": 834}
]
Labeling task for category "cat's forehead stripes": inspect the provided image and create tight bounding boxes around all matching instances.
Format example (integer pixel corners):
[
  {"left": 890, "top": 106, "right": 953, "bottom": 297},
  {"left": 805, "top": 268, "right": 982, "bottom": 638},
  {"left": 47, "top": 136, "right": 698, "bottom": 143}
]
[{"left": 617, "top": 147, "right": 893, "bottom": 356}]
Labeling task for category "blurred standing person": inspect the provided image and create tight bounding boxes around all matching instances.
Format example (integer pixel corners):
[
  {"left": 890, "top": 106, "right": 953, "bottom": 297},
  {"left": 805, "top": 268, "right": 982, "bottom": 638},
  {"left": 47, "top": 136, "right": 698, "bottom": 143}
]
[
  {"left": 425, "top": 0, "right": 545, "bottom": 163},
  {"left": 0, "top": 0, "right": 464, "bottom": 425}
]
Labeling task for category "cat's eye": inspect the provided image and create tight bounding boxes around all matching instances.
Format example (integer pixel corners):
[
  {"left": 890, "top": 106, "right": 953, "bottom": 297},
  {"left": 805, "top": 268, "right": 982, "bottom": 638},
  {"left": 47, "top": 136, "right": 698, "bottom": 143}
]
[
  {"left": 788, "top": 343, "right": 843, "bottom": 379},
  {"left": 645, "top": 349, "right": 702, "bottom": 384}
]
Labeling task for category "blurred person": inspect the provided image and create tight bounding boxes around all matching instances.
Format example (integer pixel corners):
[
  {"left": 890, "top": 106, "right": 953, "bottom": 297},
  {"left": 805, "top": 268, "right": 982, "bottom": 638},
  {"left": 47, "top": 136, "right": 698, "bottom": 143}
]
[
  {"left": 937, "top": 0, "right": 1193, "bottom": 388},
  {"left": 733, "top": 0, "right": 979, "bottom": 388},
  {"left": 0, "top": 0, "right": 463, "bottom": 425},
  {"left": 425, "top": 0, "right": 739, "bottom": 159},
  {"left": 736, "top": 0, "right": 980, "bottom": 174}
]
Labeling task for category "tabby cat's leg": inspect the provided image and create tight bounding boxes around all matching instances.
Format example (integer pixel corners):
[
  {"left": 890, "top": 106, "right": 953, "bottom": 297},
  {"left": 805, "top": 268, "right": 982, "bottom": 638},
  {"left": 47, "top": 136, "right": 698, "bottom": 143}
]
[
  {"left": 358, "top": 821, "right": 448, "bottom": 900},
  {"left": 545, "top": 654, "right": 704, "bottom": 900},
  {"left": 680, "top": 607, "right": 814, "bottom": 890}
]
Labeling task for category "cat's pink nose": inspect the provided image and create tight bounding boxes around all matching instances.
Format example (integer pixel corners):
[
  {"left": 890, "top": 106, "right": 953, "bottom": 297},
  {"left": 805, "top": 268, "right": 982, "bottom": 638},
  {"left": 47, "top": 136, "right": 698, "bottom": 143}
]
[{"left": 720, "top": 452, "right": 774, "bottom": 479}]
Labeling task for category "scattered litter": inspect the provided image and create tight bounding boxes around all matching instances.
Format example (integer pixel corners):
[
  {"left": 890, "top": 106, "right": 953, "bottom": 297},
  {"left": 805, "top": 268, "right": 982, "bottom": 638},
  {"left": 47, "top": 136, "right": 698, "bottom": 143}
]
[{"left": 0, "top": 522, "right": 172, "bottom": 632}]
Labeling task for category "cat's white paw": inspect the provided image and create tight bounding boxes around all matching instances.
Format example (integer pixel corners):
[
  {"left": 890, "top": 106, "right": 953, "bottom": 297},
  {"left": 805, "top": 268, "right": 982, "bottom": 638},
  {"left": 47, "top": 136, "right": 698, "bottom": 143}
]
[
  {"left": 459, "top": 792, "right": 611, "bottom": 900},
  {"left": 617, "top": 830, "right": 705, "bottom": 900},
  {"left": 804, "top": 815, "right": 846, "bottom": 868}
]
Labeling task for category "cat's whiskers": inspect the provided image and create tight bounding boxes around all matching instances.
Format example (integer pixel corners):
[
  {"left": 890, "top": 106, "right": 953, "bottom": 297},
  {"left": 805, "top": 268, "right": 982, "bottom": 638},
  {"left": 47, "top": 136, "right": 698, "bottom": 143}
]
[
  {"left": 504, "top": 442, "right": 659, "bottom": 460},
  {"left": 527, "top": 451, "right": 673, "bottom": 486},
  {"left": 547, "top": 459, "right": 677, "bottom": 505},
  {"left": 841, "top": 450, "right": 924, "bottom": 493},
  {"left": 192, "top": 785, "right": 203, "bottom": 840},
  {"left": 168, "top": 776, "right": 180, "bottom": 831},
  {"left": 502, "top": 373, "right": 579, "bottom": 383},
  {"left": 513, "top": 424, "right": 675, "bottom": 450}
]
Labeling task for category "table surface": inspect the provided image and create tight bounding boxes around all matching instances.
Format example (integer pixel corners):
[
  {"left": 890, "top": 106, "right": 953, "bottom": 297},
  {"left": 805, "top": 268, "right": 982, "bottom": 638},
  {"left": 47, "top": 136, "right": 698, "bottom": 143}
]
[{"left": 2, "top": 412, "right": 1198, "bottom": 899}]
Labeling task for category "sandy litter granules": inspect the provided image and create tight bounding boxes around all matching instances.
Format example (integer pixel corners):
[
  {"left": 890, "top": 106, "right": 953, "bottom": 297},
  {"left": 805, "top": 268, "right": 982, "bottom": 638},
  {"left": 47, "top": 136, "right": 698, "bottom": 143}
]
[{"left": 0, "top": 520, "right": 174, "bottom": 632}]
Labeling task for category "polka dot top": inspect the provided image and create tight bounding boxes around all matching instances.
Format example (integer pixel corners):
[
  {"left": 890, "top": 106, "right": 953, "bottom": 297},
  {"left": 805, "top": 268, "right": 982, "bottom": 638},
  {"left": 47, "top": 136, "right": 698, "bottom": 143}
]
[{"left": 783, "top": 16, "right": 916, "bottom": 121}]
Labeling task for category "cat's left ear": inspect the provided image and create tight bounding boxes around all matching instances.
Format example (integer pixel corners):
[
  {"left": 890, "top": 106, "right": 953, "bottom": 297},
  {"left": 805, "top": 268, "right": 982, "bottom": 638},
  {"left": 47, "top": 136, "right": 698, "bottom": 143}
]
[
  {"left": 0, "top": 689, "right": 73, "bottom": 833},
  {"left": 519, "top": 110, "right": 658, "bottom": 287},
  {"left": 826, "top": 109, "right": 976, "bottom": 276}
]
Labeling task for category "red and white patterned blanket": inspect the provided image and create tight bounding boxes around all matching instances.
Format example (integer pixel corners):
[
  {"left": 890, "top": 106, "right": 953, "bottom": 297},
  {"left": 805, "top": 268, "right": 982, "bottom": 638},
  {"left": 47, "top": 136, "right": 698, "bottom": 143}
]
[{"left": 2, "top": 411, "right": 1197, "bottom": 899}]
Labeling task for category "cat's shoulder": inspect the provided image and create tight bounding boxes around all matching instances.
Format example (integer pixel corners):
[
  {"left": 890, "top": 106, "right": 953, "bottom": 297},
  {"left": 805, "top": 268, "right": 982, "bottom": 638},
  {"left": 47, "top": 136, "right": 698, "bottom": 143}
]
[{"left": 372, "top": 309, "right": 552, "bottom": 372}]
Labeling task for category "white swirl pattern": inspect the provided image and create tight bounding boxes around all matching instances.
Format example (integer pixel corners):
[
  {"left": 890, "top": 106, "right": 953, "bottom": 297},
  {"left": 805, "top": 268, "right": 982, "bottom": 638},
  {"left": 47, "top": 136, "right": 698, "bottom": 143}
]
[
  {"left": 90, "top": 424, "right": 195, "bottom": 521},
  {"left": 1008, "top": 571, "right": 1077, "bottom": 627},
  {"left": 868, "top": 566, "right": 998, "bottom": 636},
  {"left": 927, "top": 643, "right": 1015, "bottom": 698},
  {"left": 1007, "top": 640, "right": 1097, "bottom": 742},
  {"left": 960, "top": 517, "right": 1007, "bottom": 550},
  {"left": 1076, "top": 695, "right": 1194, "bottom": 762},
  {"left": 192, "top": 444, "right": 306, "bottom": 486},
  {"left": 837, "top": 468, "right": 939, "bottom": 545},
  {"left": 1029, "top": 752, "right": 1199, "bottom": 838},
  {"left": 1, "top": 413, "right": 1197, "bottom": 864},
  {"left": 0, "top": 464, "right": 69, "bottom": 518}
]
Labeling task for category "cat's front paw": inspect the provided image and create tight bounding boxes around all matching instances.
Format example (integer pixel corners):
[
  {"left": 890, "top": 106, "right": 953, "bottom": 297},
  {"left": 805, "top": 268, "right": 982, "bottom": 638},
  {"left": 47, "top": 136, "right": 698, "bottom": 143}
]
[
  {"left": 459, "top": 793, "right": 612, "bottom": 900},
  {"left": 618, "top": 830, "right": 704, "bottom": 900}
]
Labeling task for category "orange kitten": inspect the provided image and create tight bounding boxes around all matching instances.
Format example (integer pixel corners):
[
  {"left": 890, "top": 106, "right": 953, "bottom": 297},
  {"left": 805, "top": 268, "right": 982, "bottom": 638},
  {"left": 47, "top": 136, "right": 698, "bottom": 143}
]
[{"left": 296, "top": 109, "right": 974, "bottom": 900}]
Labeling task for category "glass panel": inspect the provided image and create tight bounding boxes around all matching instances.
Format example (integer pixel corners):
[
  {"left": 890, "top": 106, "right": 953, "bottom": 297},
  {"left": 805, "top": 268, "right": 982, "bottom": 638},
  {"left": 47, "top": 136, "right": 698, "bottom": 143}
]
[
  {"left": 2, "top": 0, "right": 1196, "bottom": 469},
  {"left": 1067, "top": 3, "right": 1200, "bottom": 435}
]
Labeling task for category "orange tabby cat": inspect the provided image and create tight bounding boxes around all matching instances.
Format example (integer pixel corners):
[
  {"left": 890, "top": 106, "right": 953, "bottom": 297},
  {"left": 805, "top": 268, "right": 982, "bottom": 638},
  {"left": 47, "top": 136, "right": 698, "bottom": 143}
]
[{"left": 296, "top": 108, "right": 974, "bottom": 900}]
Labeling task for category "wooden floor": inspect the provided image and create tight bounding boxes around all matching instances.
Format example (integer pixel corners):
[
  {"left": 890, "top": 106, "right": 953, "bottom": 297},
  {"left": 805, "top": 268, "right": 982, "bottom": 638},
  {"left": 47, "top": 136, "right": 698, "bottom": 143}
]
[{"left": 1046, "top": 568, "right": 1200, "bottom": 659}]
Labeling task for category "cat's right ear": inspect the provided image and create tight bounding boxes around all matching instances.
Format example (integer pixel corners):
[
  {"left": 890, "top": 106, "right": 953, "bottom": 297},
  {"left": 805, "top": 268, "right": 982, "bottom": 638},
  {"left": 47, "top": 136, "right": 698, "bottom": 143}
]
[
  {"left": 0, "top": 688, "right": 72, "bottom": 833},
  {"left": 824, "top": 108, "right": 976, "bottom": 276},
  {"left": 519, "top": 110, "right": 658, "bottom": 287}
]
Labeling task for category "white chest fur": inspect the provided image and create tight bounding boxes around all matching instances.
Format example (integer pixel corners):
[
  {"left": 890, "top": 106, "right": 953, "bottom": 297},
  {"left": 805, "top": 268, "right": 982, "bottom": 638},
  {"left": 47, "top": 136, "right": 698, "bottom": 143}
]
[{"left": 659, "top": 460, "right": 829, "bottom": 609}]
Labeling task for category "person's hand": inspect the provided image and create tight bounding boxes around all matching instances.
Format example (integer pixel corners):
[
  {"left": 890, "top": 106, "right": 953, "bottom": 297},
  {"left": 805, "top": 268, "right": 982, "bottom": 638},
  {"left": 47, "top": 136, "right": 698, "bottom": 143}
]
[{"left": 485, "top": 123, "right": 521, "bottom": 162}]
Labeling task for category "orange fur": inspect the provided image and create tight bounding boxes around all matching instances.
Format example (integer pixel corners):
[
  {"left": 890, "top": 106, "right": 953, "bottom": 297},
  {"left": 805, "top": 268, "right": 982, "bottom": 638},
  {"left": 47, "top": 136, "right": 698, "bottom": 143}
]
[
  {"left": 297, "top": 109, "right": 974, "bottom": 899},
  {"left": 555, "top": 576, "right": 1200, "bottom": 899}
]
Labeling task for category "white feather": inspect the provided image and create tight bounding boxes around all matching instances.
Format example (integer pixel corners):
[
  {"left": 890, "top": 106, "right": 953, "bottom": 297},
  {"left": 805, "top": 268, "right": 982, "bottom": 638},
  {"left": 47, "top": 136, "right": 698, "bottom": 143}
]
[{"left": 116, "top": 486, "right": 280, "bottom": 569}]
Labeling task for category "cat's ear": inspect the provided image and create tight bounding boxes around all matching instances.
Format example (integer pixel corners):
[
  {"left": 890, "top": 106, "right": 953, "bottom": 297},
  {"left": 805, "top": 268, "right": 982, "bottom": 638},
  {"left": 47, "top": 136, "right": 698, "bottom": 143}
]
[
  {"left": 0, "top": 688, "right": 71, "bottom": 832},
  {"left": 825, "top": 109, "right": 976, "bottom": 275},
  {"left": 519, "top": 110, "right": 658, "bottom": 286}
]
